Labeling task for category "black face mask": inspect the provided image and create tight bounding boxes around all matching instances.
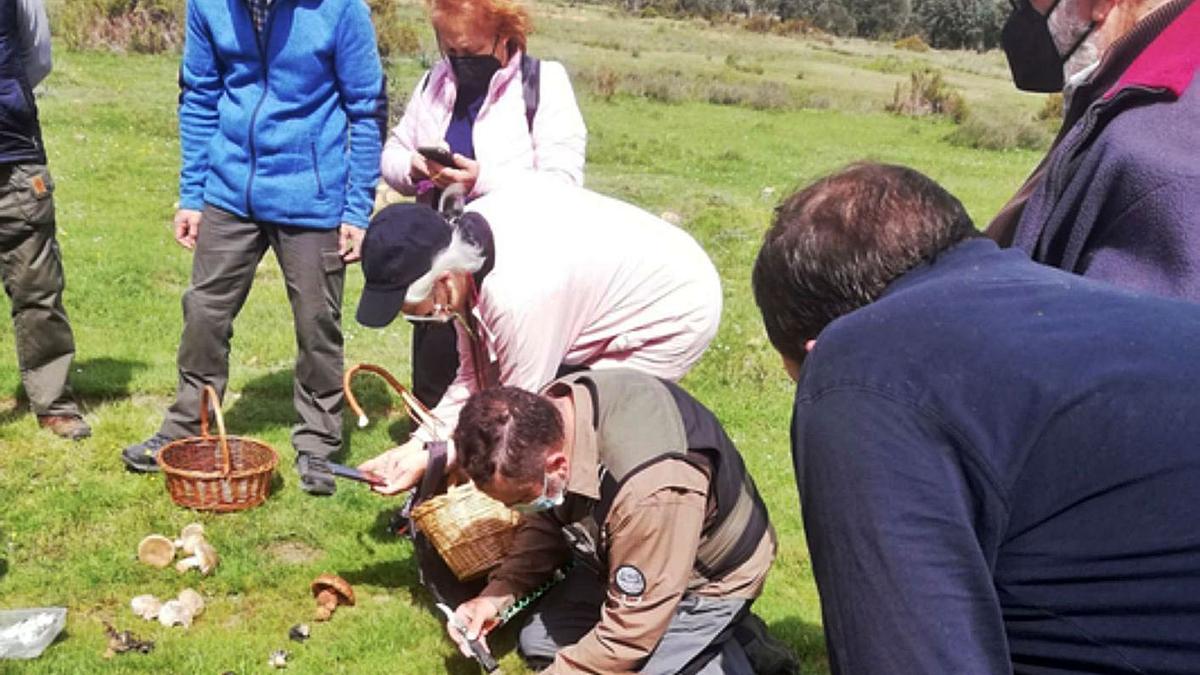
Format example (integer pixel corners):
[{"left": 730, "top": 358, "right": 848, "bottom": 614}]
[
  {"left": 448, "top": 53, "right": 502, "bottom": 95},
  {"left": 1001, "top": 0, "right": 1093, "bottom": 93}
]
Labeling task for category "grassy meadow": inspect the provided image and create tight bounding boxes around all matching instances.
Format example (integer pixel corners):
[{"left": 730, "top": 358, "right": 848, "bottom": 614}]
[{"left": 0, "top": 2, "right": 1046, "bottom": 672}]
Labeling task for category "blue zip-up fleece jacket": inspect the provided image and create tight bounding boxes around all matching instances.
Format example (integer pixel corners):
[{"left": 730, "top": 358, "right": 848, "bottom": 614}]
[{"left": 179, "top": 0, "right": 386, "bottom": 229}]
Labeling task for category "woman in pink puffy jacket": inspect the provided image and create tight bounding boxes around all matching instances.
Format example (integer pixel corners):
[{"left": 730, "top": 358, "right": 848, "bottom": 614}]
[
  {"left": 380, "top": 0, "right": 588, "bottom": 407},
  {"left": 380, "top": 0, "right": 587, "bottom": 204}
]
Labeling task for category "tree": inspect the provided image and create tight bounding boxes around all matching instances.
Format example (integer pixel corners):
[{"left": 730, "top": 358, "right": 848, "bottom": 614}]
[
  {"left": 912, "top": 0, "right": 1002, "bottom": 50},
  {"left": 844, "top": 0, "right": 911, "bottom": 38}
]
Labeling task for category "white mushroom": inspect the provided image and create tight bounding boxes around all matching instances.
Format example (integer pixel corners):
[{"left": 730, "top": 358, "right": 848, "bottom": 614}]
[
  {"left": 137, "top": 535, "right": 176, "bottom": 568},
  {"left": 130, "top": 595, "right": 162, "bottom": 621},
  {"left": 174, "top": 524, "right": 206, "bottom": 554},
  {"left": 177, "top": 588, "right": 205, "bottom": 617},
  {"left": 158, "top": 599, "right": 193, "bottom": 628},
  {"left": 175, "top": 540, "right": 219, "bottom": 576}
]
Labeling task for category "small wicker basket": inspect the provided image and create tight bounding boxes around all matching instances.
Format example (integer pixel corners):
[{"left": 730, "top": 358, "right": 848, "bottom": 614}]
[
  {"left": 344, "top": 363, "right": 521, "bottom": 580},
  {"left": 410, "top": 482, "right": 521, "bottom": 581},
  {"left": 156, "top": 385, "right": 278, "bottom": 512}
]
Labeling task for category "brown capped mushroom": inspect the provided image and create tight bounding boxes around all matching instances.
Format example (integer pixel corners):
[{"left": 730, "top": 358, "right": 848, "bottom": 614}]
[
  {"left": 137, "top": 535, "right": 176, "bottom": 568},
  {"left": 175, "top": 539, "right": 219, "bottom": 576},
  {"left": 310, "top": 574, "right": 354, "bottom": 621}
]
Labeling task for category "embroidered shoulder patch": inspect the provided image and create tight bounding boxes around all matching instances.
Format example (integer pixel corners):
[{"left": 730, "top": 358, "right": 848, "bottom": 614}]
[{"left": 614, "top": 565, "right": 646, "bottom": 596}]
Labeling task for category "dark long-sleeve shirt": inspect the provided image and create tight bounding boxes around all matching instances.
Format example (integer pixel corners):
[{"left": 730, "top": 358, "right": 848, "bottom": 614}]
[{"left": 793, "top": 238, "right": 1200, "bottom": 673}]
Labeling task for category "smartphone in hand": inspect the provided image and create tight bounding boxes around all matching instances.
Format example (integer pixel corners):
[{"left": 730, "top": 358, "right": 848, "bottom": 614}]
[
  {"left": 418, "top": 145, "right": 458, "bottom": 168},
  {"left": 329, "top": 462, "right": 386, "bottom": 486}
]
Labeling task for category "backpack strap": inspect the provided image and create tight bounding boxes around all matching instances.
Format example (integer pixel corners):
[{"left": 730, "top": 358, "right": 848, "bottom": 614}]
[{"left": 520, "top": 54, "right": 541, "bottom": 132}]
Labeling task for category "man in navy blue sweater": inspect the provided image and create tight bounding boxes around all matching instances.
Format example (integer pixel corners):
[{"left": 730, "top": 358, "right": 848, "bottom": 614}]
[{"left": 752, "top": 162, "right": 1200, "bottom": 672}]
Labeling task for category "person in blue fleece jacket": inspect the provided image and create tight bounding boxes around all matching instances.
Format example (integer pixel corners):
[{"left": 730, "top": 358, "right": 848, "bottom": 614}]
[{"left": 121, "top": 0, "right": 387, "bottom": 496}]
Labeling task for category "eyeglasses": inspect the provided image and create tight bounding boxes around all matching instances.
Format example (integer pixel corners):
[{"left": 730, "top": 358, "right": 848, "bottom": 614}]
[{"left": 403, "top": 305, "right": 479, "bottom": 342}]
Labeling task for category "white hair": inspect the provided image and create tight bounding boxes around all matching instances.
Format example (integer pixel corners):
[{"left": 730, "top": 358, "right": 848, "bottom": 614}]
[{"left": 404, "top": 226, "right": 486, "bottom": 303}]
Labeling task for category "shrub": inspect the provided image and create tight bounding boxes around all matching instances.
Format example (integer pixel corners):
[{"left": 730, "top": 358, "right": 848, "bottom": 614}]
[
  {"left": 772, "top": 18, "right": 823, "bottom": 36},
  {"left": 1037, "top": 93, "right": 1064, "bottom": 122},
  {"left": 60, "top": 0, "right": 183, "bottom": 53},
  {"left": 894, "top": 34, "right": 931, "bottom": 52},
  {"left": 368, "top": 0, "right": 423, "bottom": 62},
  {"left": 947, "top": 114, "right": 1052, "bottom": 151},
  {"left": 724, "top": 54, "right": 764, "bottom": 76},
  {"left": 594, "top": 67, "right": 620, "bottom": 101},
  {"left": 744, "top": 14, "right": 776, "bottom": 34},
  {"left": 886, "top": 68, "right": 968, "bottom": 123}
]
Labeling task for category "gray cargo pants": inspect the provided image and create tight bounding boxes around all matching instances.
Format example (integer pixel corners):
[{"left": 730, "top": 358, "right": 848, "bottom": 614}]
[
  {"left": 159, "top": 205, "right": 345, "bottom": 458},
  {"left": 518, "top": 565, "right": 755, "bottom": 674},
  {"left": 0, "top": 163, "right": 80, "bottom": 417}
]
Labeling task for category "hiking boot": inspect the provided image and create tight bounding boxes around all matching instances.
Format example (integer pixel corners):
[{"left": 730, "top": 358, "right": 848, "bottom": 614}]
[
  {"left": 38, "top": 414, "right": 91, "bottom": 441},
  {"left": 121, "top": 433, "right": 173, "bottom": 472},
  {"left": 735, "top": 612, "right": 800, "bottom": 675},
  {"left": 297, "top": 453, "right": 336, "bottom": 496}
]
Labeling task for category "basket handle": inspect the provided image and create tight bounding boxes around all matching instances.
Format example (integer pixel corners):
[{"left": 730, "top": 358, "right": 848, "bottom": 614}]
[
  {"left": 343, "top": 363, "right": 448, "bottom": 440},
  {"left": 199, "top": 384, "right": 233, "bottom": 476}
]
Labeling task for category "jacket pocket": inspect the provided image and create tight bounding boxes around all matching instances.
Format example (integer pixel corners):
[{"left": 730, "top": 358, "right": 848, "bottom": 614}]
[{"left": 310, "top": 143, "right": 326, "bottom": 198}]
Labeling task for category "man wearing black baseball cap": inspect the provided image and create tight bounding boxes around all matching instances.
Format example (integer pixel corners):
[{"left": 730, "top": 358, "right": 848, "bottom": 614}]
[{"left": 354, "top": 176, "right": 723, "bottom": 495}]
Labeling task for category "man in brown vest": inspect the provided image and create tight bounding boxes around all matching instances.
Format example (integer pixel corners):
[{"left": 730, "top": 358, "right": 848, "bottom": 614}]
[{"left": 446, "top": 369, "right": 781, "bottom": 674}]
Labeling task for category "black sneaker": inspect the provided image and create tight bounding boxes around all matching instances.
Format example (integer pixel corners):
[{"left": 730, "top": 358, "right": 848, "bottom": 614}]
[
  {"left": 735, "top": 612, "right": 800, "bottom": 675},
  {"left": 121, "top": 433, "right": 173, "bottom": 473},
  {"left": 297, "top": 454, "right": 336, "bottom": 496}
]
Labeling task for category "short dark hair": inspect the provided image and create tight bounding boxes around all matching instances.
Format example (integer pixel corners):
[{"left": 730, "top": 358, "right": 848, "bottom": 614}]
[
  {"left": 454, "top": 386, "right": 565, "bottom": 487},
  {"left": 752, "top": 162, "right": 978, "bottom": 363}
]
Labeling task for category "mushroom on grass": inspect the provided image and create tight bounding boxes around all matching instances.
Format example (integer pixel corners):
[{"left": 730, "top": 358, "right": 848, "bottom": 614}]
[
  {"left": 177, "top": 588, "right": 205, "bottom": 618},
  {"left": 130, "top": 595, "right": 162, "bottom": 621},
  {"left": 175, "top": 523, "right": 206, "bottom": 555},
  {"left": 175, "top": 540, "right": 219, "bottom": 576},
  {"left": 310, "top": 574, "right": 354, "bottom": 621},
  {"left": 137, "top": 535, "right": 176, "bottom": 568},
  {"left": 158, "top": 600, "right": 193, "bottom": 628}
]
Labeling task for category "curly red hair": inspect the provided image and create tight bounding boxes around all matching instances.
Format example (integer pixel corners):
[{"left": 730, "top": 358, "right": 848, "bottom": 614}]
[{"left": 427, "top": 0, "right": 532, "bottom": 52}]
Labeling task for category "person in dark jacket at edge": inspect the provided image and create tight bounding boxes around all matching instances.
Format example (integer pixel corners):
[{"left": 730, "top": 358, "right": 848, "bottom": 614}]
[
  {"left": 0, "top": 0, "right": 91, "bottom": 440},
  {"left": 990, "top": 0, "right": 1200, "bottom": 299},
  {"left": 753, "top": 162, "right": 1200, "bottom": 673},
  {"left": 119, "top": 0, "right": 387, "bottom": 495}
]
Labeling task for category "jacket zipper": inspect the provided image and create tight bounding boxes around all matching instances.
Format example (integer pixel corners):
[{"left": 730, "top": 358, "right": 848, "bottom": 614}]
[
  {"left": 243, "top": 0, "right": 278, "bottom": 220},
  {"left": 1036, "top": 85, "right": 1168, "bottom": 257},
  {"left": 310, "top": 142, "right": 325, "bottom": 197}
]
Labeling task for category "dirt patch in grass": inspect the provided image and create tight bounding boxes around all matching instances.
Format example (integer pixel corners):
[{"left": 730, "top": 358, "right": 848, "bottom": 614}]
[{"left": 264, "top": 541, "right": 323, "bottom": 565}]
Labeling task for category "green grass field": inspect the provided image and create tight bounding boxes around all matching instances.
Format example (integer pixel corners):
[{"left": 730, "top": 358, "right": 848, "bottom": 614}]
[{"left": 0, "top": 2, "right": 1045, "bottom": 672}]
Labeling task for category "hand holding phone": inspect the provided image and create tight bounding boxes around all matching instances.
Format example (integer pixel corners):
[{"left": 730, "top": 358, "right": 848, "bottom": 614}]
[
  {"left": 418, "top": 145, "right": 459, "bottom": 168},
  {"left": 329, "top": 462, "right": 386, "bottom": 486}
]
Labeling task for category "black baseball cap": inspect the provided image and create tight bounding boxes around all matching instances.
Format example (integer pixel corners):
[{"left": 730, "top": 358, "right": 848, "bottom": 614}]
[{"left": 356, "top": 203, "right": 453, "bottom": 328}]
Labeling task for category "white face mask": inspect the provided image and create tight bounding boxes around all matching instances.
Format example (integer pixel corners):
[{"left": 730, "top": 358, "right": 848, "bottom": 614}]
[
  {"left": 513, "top": 473, "right": 565, "bottom": 514},
  {"left": 1049, "top": 0, "right": 1101, "bottom": 91}
]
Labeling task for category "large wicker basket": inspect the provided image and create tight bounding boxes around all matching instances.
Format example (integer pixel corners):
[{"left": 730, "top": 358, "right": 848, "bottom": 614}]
[
  {"left": 410, "top": 482, "right": 521, "bottom": 581},
  {"left": 156, "top": 385, "right": 278, "bottom": 512}
]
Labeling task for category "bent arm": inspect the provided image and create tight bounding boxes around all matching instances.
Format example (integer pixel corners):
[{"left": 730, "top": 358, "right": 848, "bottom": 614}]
[{"left": 380, "top": 75, "right": 433, "bottom": 196}]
